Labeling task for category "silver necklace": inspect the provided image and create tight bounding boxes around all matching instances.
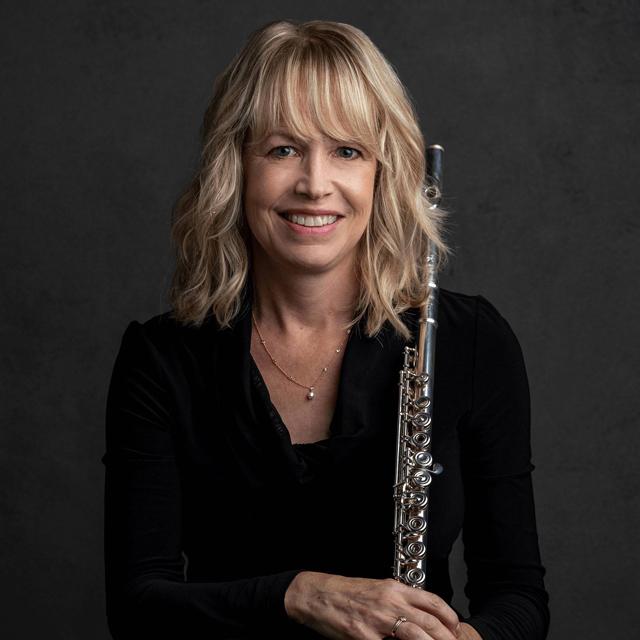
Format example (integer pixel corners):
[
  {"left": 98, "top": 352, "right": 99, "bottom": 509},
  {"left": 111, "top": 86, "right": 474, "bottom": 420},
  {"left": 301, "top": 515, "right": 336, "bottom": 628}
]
[{"left": 251, "top": 311, "right": 351, "bottom": 400}]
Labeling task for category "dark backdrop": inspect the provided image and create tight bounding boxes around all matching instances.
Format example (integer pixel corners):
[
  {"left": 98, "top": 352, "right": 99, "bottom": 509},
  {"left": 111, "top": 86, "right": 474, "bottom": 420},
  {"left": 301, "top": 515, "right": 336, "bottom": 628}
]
[{"left": 2, "top": 1, "right": 638, "bottom": 638}]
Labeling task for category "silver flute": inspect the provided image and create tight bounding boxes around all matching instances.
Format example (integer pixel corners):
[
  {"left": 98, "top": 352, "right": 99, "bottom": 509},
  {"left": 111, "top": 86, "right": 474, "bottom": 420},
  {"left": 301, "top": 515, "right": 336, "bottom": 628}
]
[{"left": 392, "top": 144, "right": 445, "bottom": 588}]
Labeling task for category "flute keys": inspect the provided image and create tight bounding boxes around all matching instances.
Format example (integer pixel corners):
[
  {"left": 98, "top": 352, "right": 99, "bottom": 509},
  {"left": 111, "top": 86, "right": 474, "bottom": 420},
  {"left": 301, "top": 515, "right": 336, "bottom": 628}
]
[
  {"left": 405, "top": 568, "right": 426, "bottom": 586},
  {"left": 411, "top": 432, "right": 431, "bottom": 447},
  {"left": 405, "top": 541, "right": 426, "bottom": 559},
  {"left": 407, "top": 516, "right": 427, "bottom": 534},
  {"left": 411, "top": 491, "right": 428, "bottom": 508},
  {"left": 415, "top": 451, "right": 433, "bottom": 467},
  {"left": 411, "top": 411, "right": 431, "bottom": 428},
  {"left": 412, "top": 470, "right": 432, "bottom": 488},
  {"left": 414, "top": 373, "right": 430, "bottom": 386},
  {"left": 413, "top": 493, "right": 428, "bottom": 508}
]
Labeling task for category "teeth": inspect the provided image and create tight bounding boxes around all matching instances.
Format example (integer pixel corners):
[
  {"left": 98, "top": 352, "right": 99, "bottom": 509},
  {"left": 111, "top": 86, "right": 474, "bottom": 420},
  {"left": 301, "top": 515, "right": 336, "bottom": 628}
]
[{"left": 284, "top": 213, "right": 338, "bottom": 227}]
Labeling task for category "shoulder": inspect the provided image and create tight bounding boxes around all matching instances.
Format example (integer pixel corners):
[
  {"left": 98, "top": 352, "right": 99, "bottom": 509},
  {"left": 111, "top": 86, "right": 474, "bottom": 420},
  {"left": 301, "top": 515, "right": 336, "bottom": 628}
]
[
  {"left": 438, "top": 287, "right": 522, "bottom": 349},
  {"left": 438, "top": 287, "right": 508, "bottom": 323},
  {"left": 437, "top": 290, "right": 530, "bottom": 414},
  {"left": 126, "top": 309, "right": 221, "bottom": 341},
  {"left": 423, "top": 288, "right": 527, "bottom": 381},
  {"left": 437, "top": 287, "right": 478, "bottom": 330},
  {"left": 399, "top": 287, "right": 516, "bottom": 344},
  {"left": 117, "top": 310, "right": 191, "bottom": 348},
  {"left": 113, "top": 310, "right": 218, "bottom": 373}
]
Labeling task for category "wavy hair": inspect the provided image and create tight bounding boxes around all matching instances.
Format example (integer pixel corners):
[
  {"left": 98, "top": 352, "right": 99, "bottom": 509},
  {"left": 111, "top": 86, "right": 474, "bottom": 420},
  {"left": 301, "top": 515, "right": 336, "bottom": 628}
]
[{"left": 168, "top": 19, "right": 452, "bottom": 340}]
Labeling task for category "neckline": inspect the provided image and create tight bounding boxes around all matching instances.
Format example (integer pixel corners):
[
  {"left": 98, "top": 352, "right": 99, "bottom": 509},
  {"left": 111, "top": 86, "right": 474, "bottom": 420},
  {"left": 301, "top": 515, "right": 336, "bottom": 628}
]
[
  {"left": 233, "top": 276, "right": 415, "bottom": 453},
  {"left": 242, "top": 275, "right": 366, "bottom": 448},
  {"left": 248, "top": 336, "right": 353, "bottom": 448}
]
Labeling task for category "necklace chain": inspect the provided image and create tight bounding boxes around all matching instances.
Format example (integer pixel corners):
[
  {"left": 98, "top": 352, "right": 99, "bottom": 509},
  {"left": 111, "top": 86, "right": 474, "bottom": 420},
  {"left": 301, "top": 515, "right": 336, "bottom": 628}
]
[{"left": 251, "top": 311, "right": 352, "bottom": 400}]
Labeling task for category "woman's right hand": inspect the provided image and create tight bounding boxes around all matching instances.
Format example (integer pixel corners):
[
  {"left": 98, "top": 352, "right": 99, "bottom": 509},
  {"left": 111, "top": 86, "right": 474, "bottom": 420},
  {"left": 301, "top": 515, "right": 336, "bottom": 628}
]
[{"left": 284, "top": 571, "right": 462, "bottom": 640}]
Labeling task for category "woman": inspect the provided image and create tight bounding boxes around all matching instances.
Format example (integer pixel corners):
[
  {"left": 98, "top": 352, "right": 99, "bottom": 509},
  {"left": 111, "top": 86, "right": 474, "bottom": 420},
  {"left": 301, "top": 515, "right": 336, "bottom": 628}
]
[{"left": 103, "top": 19, "right": 549, "bottom": 640}]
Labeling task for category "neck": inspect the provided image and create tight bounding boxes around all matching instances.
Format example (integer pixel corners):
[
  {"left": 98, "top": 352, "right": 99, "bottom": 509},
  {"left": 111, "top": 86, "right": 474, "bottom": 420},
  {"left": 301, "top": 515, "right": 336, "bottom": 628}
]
[{"left": 250, "top": 251, "right": 359, "bottom": 337}]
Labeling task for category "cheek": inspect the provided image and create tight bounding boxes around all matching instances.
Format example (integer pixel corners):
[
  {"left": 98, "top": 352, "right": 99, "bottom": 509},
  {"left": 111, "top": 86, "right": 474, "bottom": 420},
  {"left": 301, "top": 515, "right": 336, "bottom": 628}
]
[
  {"left": 351, "top": 171, "right": 376, "bottom": 215},
  {"left": 242, "top": 179, "right": 267, "bottom": 240},
  {"left": 243, "top": 167, "right": 264, "bottom": 208},
  {"left": 244, "top": 166, "right": 290, "bottom": 211}
]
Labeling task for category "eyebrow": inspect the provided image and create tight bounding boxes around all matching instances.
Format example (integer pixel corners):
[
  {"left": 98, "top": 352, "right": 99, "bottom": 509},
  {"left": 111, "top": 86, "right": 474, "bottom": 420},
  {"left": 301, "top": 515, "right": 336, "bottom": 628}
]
[
  {"left": 242, "top": 130, "right": 297, "bottom": 149},
  {"left": 268, "top": 129, "right": 303, "bottom": 141},
  {"left": 266, "top": 130, "right": 355, "bottom": 145}
]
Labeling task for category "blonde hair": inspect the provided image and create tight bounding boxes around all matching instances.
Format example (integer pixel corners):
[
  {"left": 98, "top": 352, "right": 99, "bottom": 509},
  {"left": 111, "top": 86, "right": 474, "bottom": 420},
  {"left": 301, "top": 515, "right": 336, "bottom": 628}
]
[{"left": 168, "top": 19, "right": 452, "bottom": 340}]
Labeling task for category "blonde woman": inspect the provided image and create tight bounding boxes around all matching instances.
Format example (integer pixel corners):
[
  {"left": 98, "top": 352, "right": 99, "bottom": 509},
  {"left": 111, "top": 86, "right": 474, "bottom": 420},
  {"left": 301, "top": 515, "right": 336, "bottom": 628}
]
[{"left": 103, "top": 20, "right": 549, "bottom": 640}]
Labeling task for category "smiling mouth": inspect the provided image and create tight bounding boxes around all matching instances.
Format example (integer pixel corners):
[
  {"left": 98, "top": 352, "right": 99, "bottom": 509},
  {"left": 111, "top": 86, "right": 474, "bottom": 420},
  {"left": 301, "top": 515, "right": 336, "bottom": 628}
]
[{"left": 279, "top": 212, "right": 339, "bottom": 227}]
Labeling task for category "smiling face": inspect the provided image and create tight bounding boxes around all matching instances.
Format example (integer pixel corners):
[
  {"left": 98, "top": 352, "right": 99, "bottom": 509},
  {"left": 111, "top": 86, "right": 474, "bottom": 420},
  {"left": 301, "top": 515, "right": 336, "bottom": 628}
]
[{"left": 242, "top": 127, "right": 378, "bottom": 276}]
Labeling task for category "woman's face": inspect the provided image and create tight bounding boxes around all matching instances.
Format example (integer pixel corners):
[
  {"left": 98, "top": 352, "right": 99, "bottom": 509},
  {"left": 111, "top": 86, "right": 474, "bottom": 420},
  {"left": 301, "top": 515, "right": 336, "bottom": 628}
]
[{"left": 242, "top": 127, "right": 378, "bottom": 276}]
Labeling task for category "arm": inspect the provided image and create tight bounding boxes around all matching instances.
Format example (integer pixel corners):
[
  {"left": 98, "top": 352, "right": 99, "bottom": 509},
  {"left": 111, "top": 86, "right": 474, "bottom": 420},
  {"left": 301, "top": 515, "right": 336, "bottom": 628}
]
[
  {"left": 103, "top": 321, "right": 302, "bottom": 639},
  {"left": 458, "top": 296, "right": 550, "bottom": 640}
]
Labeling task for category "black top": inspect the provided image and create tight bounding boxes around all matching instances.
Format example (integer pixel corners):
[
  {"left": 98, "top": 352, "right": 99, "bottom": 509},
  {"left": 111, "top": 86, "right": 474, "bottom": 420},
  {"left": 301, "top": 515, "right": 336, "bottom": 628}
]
[{"left": 102, "top": 283, "right": 549, "bottom": 640}]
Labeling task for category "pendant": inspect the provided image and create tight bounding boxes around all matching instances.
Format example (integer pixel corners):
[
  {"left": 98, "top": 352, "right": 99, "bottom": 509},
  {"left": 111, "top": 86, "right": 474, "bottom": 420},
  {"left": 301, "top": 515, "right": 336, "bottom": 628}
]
[{"left": 306, "top": 387, "right": 315, "bottom": 400}]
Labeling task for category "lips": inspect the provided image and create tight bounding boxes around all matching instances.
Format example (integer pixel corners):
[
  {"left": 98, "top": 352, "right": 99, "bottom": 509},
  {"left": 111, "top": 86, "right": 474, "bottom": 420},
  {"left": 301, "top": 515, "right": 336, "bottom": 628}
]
[{"left": 279, "top": 209, "right": 344, "bottom": 217}]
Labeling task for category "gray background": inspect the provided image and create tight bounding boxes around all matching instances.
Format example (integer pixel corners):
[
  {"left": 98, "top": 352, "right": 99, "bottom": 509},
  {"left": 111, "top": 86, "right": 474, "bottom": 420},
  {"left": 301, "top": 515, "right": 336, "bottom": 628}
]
[{"left": 1, "top": 0, "right": 638, "bottom": 638}]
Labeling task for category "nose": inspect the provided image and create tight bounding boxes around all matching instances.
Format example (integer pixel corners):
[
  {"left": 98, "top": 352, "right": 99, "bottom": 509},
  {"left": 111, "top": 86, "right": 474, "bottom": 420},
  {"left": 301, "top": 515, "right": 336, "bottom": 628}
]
[{"left": 294, "top": 149, "right": 333, "bottom": 200}]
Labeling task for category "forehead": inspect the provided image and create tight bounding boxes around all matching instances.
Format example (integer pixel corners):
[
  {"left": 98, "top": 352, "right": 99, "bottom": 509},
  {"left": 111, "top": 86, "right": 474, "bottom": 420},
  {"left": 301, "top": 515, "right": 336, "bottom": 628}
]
[{"left": 246, "top": 61, "right": 381, "bottom": 152}]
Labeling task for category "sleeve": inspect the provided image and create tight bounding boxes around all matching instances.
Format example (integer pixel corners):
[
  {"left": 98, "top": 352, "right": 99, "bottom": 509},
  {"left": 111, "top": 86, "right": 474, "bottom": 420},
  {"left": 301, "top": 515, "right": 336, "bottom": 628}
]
[
  {"left": 102, "top": 321, "right": 302, "bottom": 639},
  {"left": 458, "top": 296, "right": 550, "bottom": 640}
]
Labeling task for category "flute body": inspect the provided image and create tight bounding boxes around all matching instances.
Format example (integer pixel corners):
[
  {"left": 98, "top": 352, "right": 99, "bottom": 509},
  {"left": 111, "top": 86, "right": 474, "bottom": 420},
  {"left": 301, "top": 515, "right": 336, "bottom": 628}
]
[{"left": 392, "top": 144, "right": 445, "bottom": 588}]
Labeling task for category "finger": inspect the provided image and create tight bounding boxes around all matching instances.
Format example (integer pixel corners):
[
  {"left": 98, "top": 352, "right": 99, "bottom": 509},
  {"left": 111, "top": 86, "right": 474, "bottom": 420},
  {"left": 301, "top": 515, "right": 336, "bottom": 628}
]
[
  {"left": 403, "top": 588, "right": 460, "bottom": 634},
  {"left": 410, "top": 611, "right": 459, "bottom": 640},
  {"left": 393, "top": 619, "right": 435, "bottom": 640},
  {"left": 382, "top": 614, "right": 456, "bottom": 640}
]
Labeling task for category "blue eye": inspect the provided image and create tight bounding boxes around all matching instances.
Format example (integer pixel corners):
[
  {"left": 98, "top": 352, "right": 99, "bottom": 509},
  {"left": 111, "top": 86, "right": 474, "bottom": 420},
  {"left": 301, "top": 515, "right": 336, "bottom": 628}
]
[
  {"left": 268, "top": 145, "right": 362, "bottom": 159},
  {"left": 270, "top": 146, "right": 296, "bottom": 158},
  {"left": 337, "top": 147, "right": 361, "bottom": 159}
]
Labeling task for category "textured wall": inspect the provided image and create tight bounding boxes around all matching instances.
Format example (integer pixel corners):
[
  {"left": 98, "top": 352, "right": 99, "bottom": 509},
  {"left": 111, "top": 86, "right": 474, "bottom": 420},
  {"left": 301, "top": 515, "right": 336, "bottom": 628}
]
[{"left": 1, "top": 1, "right": 638, "bottom": 637}]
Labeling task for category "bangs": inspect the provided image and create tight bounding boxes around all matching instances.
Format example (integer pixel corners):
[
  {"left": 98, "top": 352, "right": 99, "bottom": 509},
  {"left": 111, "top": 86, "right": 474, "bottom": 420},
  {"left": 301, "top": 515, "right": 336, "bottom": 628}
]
[{"left": 246, "top": 42, "right": 384, "bottom": 157}]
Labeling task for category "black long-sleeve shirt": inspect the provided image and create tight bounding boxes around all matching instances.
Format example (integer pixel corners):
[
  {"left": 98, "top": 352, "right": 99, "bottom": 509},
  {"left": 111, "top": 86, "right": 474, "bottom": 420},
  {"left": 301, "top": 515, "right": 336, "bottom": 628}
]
[{"left": 102, "top": 283, "right": 550, "bottom": 639}]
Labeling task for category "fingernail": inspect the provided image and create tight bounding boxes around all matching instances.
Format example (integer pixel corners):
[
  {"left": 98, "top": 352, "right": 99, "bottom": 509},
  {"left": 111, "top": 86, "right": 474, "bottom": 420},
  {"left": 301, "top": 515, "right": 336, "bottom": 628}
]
[{"left": 455, "top": 623, "right": 462, "bottom": 636}]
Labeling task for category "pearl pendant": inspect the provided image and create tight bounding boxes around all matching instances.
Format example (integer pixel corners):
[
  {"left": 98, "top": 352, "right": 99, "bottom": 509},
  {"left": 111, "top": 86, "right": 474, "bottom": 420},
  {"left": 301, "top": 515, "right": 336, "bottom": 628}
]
[{"left": 306, "top": 388, "right": 315, "bottom": 400}]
